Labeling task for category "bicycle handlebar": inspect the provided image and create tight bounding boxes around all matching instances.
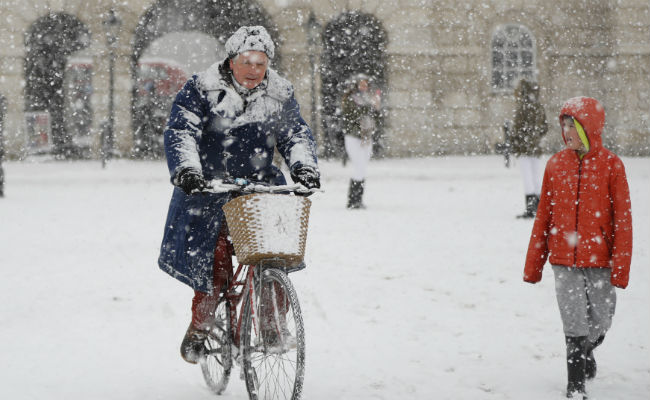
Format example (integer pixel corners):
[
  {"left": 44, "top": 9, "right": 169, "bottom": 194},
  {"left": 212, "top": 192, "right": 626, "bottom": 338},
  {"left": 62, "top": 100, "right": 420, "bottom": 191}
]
[{"left": 202, "top": 178, "right": 322, "bottom": 195}]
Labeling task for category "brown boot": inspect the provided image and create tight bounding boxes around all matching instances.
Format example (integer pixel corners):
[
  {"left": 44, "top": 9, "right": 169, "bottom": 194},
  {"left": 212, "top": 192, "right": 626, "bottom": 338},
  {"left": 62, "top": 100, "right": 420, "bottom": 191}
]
[{"left": 180, "top": 324, "right": 208, "bottom": 364}]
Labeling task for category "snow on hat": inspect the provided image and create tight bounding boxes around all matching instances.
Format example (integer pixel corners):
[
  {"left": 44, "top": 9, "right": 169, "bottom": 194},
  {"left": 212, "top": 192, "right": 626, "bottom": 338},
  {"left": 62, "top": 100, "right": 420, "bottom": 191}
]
[{"left": 225, "top": 26, "right": 275, "bottom": 60}]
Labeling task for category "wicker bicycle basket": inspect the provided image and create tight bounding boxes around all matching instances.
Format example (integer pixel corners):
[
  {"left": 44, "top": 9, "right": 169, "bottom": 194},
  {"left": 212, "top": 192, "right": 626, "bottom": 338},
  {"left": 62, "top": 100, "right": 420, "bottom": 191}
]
[{"left": 222, "top": 193, "right": 312, "bottom": 267}]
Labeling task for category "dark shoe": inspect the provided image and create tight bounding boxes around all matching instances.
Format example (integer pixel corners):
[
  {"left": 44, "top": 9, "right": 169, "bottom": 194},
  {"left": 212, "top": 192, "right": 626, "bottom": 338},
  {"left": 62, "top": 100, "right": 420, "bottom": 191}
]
[
  {"left": 261, "top": 327, "right": 295, "bottom": 350},
  {"left": 347, "top": 179, "right": 366, "bottom": 209},
  {"left": 566, "top": 336, "right": 588, "bottom": 398},
  {"left": 517, "top": 194, "right": 538, "bottom": 219},
  {"left": 532, "top": 194, "right": 540, "bottom": 211},
  {"left": 567, "top": 391, "right": 588, "bottom": 399},
  {"left": 262, "top": 328, "right": 281, "bottom": 347},
  {"left": 585, "top": 353, "right": 596, "bottom": 381},
  {"left": 180, "top": 324, "right": 208, "bottom": 364},
  {"left": 585, "top": 335, "right": 605, "bottom": 380}
]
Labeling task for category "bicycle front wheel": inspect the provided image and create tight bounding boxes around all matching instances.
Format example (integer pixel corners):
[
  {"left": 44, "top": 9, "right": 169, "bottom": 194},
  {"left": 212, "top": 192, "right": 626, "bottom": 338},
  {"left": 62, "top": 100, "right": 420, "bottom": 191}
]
[
  {"left": 242, "top": 268, "right": 305, "bottom": 400},
  {"left": 200, "top": 299, "right": 233, "bottom": 394}
]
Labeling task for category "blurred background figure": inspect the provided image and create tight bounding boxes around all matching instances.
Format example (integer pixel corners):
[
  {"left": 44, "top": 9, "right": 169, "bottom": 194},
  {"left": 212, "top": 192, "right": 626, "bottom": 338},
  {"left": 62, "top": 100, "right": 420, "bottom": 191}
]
[
  {"left": 133, "top": 59, "right": 188, "bottom": 159},
  {"left": 341, "top": 74, "right": 381, "bottom": 209},
  {"left": 0, "top": 92, "right": 6, "bottom": 197},
  {"left": 63, "top": 59, "right": 94, "bottom": 158},
  {"left": 511, "top": 79, "right": 548, "bottom": 219}
]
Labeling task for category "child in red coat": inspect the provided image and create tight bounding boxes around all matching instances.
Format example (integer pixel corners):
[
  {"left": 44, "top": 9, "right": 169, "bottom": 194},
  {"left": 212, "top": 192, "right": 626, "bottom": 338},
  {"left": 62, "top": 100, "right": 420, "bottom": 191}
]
[{"left": 523, "top": 96, "right": 633, "bottom": 399}]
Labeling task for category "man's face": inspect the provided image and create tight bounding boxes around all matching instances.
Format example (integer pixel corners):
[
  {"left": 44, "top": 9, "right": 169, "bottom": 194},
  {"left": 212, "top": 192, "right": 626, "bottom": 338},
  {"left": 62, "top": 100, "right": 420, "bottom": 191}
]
[
  {"left": 562, "top": 116, "right": 584, "bottom": 151},
  {"left": 229, "top": 51, "right": 268, "bottom": 89},
  {"left": 358, "top": 79, "right": 369, "bottom": 92}
]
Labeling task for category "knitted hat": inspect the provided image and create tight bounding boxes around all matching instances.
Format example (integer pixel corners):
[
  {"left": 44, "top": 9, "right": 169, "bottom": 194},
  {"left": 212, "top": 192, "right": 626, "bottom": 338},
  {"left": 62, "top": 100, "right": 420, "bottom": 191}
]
[{"left": 225, "top": 26, "right": 275, "bottom": 60}]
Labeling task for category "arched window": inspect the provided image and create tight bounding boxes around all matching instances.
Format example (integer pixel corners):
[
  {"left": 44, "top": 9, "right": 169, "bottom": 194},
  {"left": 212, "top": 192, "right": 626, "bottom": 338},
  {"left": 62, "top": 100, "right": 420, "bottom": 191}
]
[
  {"left": 132, "top": 0, "right": 278, "bottom": 158},
  {"left": 24, "top": 13, "right": 90, "bottom": 157},
  {"left": 491, "top": 24, "right": 536, "bottom": 91},
  {"left": 321, "top": 11, "right": 388, "bottom": 158}
]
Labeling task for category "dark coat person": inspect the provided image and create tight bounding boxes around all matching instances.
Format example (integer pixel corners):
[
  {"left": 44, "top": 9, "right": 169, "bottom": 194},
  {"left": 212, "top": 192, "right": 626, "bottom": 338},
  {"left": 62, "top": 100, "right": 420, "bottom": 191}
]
[
  {"left": 341, "top": 74, "right": 381, "bottom": 209},
  {"left": 511, "top": 79, "right": 548, "bottom": 218},
  {"left": 158, "top": 39, "right": 319, "bottom": 293},
  {"left": 512, "top": 80, "right": 547, "bottom": 157},
  {"left": 0, "top": 93, "right": 6, "bottom": 197},
  {"left": 157, "top": 26, "right": 320, "bottom": 364}
]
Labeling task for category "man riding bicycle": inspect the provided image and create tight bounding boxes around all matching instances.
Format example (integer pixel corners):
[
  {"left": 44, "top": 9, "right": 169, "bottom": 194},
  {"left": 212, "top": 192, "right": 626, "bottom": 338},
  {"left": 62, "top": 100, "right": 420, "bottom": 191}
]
[{"left": 157, "top": 26, "right": 320, "bottom": 364}]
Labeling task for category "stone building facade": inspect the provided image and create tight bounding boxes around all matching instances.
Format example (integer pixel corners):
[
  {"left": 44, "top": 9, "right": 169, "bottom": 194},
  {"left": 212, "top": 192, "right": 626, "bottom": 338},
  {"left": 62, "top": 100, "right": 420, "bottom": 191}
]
[{"left": 0, "top": 0, "right": 648, "bottom": 158}]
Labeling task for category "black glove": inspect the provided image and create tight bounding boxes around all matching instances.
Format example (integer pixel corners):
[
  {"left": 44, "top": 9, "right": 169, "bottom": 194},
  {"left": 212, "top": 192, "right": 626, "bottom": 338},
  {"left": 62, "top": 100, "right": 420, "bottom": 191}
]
[
  {"left": 175, "top": 169, "right": 207, "bottom": 195},
  {"left": 290, "top": 165, "right": 320, "bottom": 190}
]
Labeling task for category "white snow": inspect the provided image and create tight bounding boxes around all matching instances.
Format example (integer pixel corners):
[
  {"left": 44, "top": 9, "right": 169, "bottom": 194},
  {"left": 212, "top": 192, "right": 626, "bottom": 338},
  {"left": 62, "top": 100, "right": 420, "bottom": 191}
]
[
  {"left": 563, "top": 96, "right": 588, "bottom": 111},
  {"left": 179, "top": 106, "right": 203, "bottom": 129},
  {"left": 1, "top": 156, "right": 648, "bottom": 400}
]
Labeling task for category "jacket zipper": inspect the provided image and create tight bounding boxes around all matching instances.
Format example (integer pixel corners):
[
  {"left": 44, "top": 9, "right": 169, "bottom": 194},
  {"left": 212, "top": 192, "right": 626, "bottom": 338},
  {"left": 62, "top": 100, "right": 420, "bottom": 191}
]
[{"left": 573, "top": 158, "right": 583, "bottom": 267}]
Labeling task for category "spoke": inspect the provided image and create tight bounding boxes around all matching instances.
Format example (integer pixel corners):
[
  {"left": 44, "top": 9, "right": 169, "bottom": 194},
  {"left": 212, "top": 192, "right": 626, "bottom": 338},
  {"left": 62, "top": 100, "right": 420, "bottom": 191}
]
[
  {"left": 200, "top": 301, "right": 232, "bottom": 394},
  {"left": 244, "top": 271, "right": 303, "bottom": 400},
  {"left": 252, "top": 347, "right": 297, "bottom": 399},
  {"left": 265, "top": 355, "right": 286, "bottom": 400},
  {"left": 274, "top": 356, "right": 291, "bottom": 398}
]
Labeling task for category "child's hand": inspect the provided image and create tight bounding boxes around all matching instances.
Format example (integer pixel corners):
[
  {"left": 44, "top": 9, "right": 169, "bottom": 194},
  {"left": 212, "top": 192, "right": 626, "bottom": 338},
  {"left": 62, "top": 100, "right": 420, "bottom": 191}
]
[
  {"left": 611, "top": 267, "right": 628, "bottom": 289},
  {"left": 523, "top": 273, "right": 542, "bottom": 284}
]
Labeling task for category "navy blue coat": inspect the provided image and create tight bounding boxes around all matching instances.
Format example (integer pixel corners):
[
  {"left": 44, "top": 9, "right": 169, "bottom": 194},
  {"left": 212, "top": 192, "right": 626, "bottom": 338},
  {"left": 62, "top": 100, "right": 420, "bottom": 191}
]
[{"left": 158, "top": 60, "right": 319, "bottom": 293}]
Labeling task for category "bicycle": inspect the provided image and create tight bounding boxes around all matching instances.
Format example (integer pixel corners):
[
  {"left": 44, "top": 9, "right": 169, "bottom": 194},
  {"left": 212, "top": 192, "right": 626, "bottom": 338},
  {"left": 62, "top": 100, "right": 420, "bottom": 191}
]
[{"left": 197, "top": 179, "right": 317, "bottom": 400}]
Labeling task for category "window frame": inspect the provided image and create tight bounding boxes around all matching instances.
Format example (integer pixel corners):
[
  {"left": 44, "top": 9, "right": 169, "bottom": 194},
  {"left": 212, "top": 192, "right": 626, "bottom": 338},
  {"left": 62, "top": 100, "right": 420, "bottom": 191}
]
[{"left": 490, "top": 24, "right": 537, "bottom": 93}]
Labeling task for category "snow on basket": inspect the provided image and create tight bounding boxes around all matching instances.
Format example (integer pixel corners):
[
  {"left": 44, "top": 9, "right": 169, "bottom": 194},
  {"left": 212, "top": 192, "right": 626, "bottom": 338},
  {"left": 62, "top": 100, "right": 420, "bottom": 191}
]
[{"left": 222, "top": 193, "right": 311, "bottom": 267}]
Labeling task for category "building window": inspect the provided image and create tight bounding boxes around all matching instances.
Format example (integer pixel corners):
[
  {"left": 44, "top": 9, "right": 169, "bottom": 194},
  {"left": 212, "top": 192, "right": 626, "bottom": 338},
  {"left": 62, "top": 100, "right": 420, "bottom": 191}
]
[{"left": 491, "top": 24, "right": 536, "bottom": 91}]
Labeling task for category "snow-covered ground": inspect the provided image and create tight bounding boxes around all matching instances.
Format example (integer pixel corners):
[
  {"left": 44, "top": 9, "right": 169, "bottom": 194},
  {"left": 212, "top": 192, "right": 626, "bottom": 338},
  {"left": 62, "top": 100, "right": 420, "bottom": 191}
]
[{"left": 1, "top": 156, "right": 648, "bottom": 400}]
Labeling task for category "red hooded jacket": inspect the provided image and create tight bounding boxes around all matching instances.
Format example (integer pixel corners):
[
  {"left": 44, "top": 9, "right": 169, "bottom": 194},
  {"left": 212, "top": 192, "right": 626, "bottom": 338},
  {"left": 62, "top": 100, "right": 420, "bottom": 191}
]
[{"left": 523, "top": 97, "right": 633, "bottom": 288}]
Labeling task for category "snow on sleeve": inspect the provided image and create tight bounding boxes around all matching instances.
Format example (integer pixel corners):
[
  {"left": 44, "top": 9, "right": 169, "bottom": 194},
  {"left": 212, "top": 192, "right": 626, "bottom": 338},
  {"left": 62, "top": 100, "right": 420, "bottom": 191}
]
[
  {"left": 178, "top": 105, "right": 202, "bottom": 130},
  {"left": 163, "top": 78, "right": 206, "bottom": 176},
  {"left": 274, "top": 95, "right": 319, "bottom": 171},
  {"left": 288, "top": 141, "right": 311, "bottom": 168},
  {"left": 167, "top": 129, "right": 202, "bottom": 175}
]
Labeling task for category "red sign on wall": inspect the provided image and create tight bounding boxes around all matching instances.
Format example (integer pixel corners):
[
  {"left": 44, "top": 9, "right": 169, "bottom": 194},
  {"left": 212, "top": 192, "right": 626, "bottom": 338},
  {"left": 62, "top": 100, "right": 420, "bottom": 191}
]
[{"left": 25, "top": 111, "right": 52, "bottom": 154}]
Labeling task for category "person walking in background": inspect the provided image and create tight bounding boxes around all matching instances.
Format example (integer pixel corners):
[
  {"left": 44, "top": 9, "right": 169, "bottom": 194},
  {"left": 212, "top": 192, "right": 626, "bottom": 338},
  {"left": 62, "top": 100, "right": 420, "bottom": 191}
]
[
  {"left": 523, "top": 97, "right": 633, "bottom": 399},
  {"left": 0, "top": 93, "right": 7, "bottom": 198},
  {"left": 511, "top": 79, "right": 548, "bottom": 218},
  {"left": 341, "top": 74, "right": 381, "bottom": 209}
]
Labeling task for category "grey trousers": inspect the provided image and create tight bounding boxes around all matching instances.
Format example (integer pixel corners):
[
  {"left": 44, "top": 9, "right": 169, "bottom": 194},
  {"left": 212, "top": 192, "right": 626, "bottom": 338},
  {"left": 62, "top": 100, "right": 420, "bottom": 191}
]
[{"left": 552, "top": 265, "right": 616, "bottom": 342}]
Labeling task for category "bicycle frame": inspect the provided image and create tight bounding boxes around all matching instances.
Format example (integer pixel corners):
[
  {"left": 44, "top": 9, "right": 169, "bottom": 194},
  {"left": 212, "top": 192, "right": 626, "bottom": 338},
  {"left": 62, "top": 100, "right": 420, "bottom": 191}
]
[
  {"left": 206, "top": 180, "right": 315, "bottom": 349},
  {"left": 223, "top": 262, "right": 257, "bottom": 351},
  {"left": 223, "top": 261, "right": 292, "bottom": 358},
  {"left": 199, "top": 183, "right": 313, "bottom": 399}
]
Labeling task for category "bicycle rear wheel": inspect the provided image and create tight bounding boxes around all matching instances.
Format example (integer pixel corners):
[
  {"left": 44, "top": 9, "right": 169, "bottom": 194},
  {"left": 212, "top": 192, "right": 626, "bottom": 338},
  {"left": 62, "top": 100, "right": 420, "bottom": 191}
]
[
  {"left": 242, "top": 268, "right": 305, "bottom": 400},
  {"left": 200, "top": 299, "right": 233, "bottom": 394}
]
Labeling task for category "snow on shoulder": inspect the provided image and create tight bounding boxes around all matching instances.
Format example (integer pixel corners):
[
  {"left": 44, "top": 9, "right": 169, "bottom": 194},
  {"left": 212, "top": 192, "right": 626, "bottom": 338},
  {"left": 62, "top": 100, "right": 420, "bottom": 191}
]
[{"left": 195, "top": 61, "right": 293, "bottom": 128}]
